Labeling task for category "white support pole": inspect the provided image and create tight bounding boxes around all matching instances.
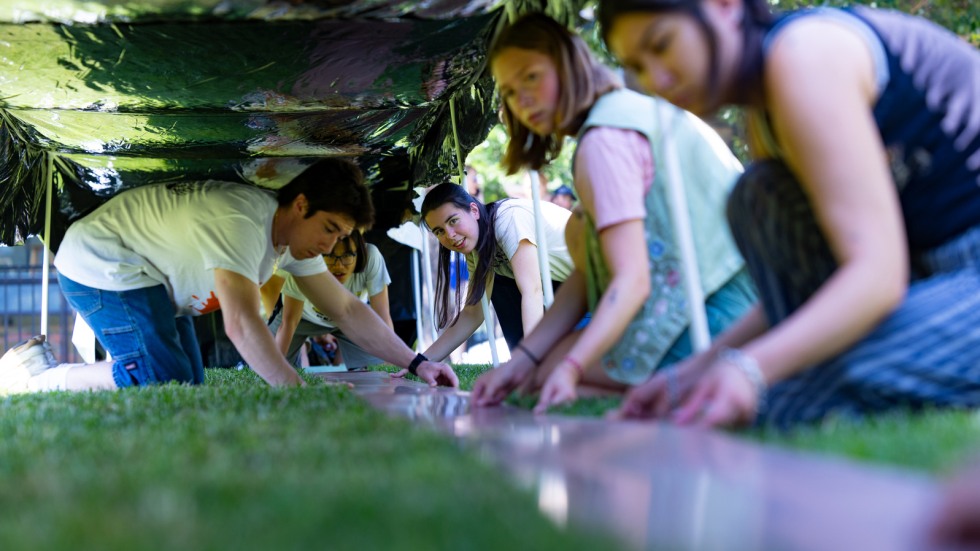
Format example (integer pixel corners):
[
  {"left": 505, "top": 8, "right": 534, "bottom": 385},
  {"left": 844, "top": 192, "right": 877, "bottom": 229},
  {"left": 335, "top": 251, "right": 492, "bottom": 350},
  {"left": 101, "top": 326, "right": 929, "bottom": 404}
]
[
  {"left": 40, "top": 154, "right": 53, "bottom": 337},
  {"left": 479, "top": 291, "right": 499, "bottom": 366},
  {"left": 527, "top": 169, "right": 554, "bottom": 308},
  {"left": 450, "top": 95, "right": 499, "bottom": 366},
  {"left": 659, "top": 102, "right": 711, "bottom": 352},
  {"left": 411, "top": 249, "right": 424, "bottom": 353},
  {"left": 419, "top": 233, "right": 438, "bottom": 346}
]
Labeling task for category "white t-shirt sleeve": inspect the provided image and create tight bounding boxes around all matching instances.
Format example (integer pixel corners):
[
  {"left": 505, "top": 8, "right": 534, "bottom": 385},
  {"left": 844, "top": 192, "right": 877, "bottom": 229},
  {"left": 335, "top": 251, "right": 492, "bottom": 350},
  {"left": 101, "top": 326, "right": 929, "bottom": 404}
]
[
  {"left": 279, "top": 255, "right": 328, "bottom": 278},
  {"left": 281, "top": 273, "right": 306, "bottom": 301},
  {"left": 361, "top": 244, "right": 391, "bottom": 296},
  {"left": 494, "top": 202, "right": 537, "bottom": 261}
]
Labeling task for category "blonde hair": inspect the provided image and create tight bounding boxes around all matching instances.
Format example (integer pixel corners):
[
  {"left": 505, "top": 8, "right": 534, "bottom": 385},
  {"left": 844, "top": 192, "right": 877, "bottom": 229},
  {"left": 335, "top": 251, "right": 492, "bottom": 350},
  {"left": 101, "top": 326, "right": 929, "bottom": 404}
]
[{"left": 490, "top": 13, "right": 622, "bottom": 174}]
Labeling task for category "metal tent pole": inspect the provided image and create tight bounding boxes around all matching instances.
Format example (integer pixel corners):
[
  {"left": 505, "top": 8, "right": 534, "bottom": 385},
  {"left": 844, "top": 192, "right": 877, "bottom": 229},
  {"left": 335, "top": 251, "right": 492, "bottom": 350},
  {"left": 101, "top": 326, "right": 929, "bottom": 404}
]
[
  {"left": 450, "top": 96, "right": 499, "bottom": 366},
  {"left": 412, "top": 249, "right": 425, "bottom": 352},
  {"left": 40, "top": 154, "right": 53, "bottom": 337}
]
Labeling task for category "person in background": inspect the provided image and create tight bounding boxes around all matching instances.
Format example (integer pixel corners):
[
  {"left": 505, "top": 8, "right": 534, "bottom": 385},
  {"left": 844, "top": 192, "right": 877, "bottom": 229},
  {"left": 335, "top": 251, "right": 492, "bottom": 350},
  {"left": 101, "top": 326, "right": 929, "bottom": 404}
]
[
  {"left": 599, "top": 0, "right": 980, "bottom": 428},
  {"left": 267, "top": 230, "right": 393, "bottom": 370},
  {"left": 550, "top": 184, "right": 577, "bottom": 210},
  {"left": 470, "top": 13, "right": 754, "bottom": 413},
  {"left": 409, "top": 182, "right": 573, "bottom": 368},
  {"left": 464, "top": 164, "right": 484, "bottom": 202},
  {"left": 0, "top": 158, "right": 458, "bottom": 393}
]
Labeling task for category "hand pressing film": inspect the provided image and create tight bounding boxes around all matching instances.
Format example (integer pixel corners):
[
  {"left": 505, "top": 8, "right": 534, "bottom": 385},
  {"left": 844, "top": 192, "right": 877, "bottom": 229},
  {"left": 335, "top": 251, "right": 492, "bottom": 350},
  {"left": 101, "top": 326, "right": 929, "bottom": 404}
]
[{"left": 391, "top": 353, "right": 460, "bottom": 388}]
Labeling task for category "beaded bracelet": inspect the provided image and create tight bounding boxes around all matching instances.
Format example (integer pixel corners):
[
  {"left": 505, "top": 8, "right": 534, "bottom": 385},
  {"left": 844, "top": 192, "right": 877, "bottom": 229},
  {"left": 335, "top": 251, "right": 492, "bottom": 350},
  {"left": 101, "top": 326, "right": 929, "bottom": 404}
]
[
  {"left": 515, "top": 343, "right": 542, "bottom": 366},
  {"left": 717, "top": 347, "right": 767, "bottom": 411}
]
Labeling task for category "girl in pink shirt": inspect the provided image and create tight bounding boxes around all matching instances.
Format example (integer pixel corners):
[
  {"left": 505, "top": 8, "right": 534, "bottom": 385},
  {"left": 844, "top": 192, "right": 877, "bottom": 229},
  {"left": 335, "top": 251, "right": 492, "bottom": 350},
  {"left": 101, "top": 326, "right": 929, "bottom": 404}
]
[{"left": 472, "top": 13, "right": 754, "bottom": 413}]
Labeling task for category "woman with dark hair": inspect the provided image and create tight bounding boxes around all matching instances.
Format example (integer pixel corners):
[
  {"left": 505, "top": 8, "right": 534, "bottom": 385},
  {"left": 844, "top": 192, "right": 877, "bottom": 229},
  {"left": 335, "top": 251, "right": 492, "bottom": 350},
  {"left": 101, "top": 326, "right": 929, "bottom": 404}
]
[
  {"left": 417, "top": 182, "right": 573, "bottom": 362},
  {"left": 470, "top": 13, "right": 755, "bottom": 413},
  {"left": 600, "top": 0, "right": 980, "bottom": 428},
  {"left": 268, "top": 230, "right": 394, "bottom": 370}
]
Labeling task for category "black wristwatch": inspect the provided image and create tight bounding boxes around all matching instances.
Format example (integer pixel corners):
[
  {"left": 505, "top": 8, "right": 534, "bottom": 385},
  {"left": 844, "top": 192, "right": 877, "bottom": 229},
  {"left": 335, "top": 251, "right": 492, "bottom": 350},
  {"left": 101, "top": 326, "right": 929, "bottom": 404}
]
[{"left": 407, "top": 353, "right": 428, "bottom": 376}]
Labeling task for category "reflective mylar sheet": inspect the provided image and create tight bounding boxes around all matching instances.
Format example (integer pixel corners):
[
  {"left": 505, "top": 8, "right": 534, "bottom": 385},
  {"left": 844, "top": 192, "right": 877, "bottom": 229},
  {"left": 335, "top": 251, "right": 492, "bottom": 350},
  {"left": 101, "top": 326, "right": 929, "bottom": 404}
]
[{"left": 0, "top": 0, "right": 586, "bottom": 247}]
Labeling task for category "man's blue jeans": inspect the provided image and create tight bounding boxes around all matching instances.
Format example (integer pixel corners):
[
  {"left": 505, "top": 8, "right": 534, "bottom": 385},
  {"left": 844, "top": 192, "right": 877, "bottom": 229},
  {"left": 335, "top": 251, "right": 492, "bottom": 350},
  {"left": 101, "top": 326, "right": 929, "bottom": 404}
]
[{"left": 58, "top": 274, "right": 204, "bottom": 387}]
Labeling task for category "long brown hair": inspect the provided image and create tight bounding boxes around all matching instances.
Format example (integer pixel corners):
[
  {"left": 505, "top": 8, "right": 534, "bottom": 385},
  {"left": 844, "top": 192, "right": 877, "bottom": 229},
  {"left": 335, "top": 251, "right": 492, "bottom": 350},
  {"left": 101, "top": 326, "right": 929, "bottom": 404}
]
[{"left": 490, "top": 13, "right": 622, "bottom": 175}]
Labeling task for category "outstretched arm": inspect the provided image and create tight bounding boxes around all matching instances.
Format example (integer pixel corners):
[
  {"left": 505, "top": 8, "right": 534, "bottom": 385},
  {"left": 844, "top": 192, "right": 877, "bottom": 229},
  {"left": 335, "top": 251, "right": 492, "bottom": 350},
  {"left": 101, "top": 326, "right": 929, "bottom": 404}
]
[
  {"left": 471, "top": 270, "right": 587, "bottom": 407},
  {"left": 423, "top": 302, "right": 484, "bottom": 362},
  {"left": 296, "top": 271, "right": 458, "bottom": 387},
  {"left": 510, "top": 239, "right": 547, "bottom": 334},
  {"left": 534, "top": 219, "right": 650, "bottom": 412},
  {"left": 368, "top": 286, "right": 394, "bottom": 330},
  {"left": 215, "top": 268, "right": 304, "bottom": 386}
]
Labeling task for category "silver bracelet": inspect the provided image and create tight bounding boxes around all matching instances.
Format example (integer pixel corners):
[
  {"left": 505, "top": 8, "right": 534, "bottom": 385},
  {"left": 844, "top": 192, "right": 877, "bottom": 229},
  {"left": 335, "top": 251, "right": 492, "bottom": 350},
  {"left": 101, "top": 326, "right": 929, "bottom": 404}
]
[{"left": 717, "top": 347, "right": 767, "bottom": 412}]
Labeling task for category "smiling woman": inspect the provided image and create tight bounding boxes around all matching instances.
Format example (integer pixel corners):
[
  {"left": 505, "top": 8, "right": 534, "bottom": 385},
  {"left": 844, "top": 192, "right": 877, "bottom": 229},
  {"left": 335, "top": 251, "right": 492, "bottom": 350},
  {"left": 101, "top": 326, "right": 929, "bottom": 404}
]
[{"left": 419, "top": 182, "right": 574, "bottom": 363}]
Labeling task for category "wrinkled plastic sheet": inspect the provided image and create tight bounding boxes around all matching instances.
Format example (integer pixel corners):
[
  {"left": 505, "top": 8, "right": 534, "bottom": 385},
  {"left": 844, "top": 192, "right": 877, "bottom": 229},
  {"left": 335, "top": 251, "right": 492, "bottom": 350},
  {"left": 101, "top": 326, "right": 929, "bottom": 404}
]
[
  {"left": 0, "top": 0, "right": 589, "bottom": 248},
  {"left": 0, "top": 0, "right": 503, "bottom": 24}
]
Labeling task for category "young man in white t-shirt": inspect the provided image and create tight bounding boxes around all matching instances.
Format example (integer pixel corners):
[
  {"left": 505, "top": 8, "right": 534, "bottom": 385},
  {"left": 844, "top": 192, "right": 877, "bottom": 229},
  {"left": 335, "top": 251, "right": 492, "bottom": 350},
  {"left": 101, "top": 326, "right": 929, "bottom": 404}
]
[{"left": 0, "top": 158, "right": 458, "bottom": 392}]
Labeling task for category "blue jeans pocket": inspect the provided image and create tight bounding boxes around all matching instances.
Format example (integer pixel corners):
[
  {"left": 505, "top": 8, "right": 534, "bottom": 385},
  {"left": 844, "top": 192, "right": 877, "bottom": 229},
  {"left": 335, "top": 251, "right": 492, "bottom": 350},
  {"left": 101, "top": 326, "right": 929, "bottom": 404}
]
[
  {"left": 101, "top": 324, "right": 143, "bottom": 362},
  {"left": 61, "top": 288, "right": 102, "bottom": 318}
]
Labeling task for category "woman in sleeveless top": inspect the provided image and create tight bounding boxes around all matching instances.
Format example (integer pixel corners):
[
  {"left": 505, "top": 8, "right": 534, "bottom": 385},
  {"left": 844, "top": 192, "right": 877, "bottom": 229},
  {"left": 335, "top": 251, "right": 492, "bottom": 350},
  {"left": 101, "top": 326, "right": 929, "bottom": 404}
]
[{"left": 600, "top": 0, "right": 980, "bottom": 429}]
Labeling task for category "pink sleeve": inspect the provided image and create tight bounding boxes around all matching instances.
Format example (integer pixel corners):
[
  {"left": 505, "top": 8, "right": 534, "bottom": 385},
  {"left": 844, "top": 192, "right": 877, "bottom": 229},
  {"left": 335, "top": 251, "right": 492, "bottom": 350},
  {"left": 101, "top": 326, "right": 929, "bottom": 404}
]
[{"left": 574, "top": 127, "right": 654, "bottom": 231}]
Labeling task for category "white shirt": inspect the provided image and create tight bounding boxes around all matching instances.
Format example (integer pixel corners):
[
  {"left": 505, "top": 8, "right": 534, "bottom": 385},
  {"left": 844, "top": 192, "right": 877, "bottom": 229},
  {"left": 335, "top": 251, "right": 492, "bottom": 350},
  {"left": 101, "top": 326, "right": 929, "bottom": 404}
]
[
  {"left": 280, "top": 243, "right": 391, "bottom": 330},
  {"left": 55, "top": 181, "right": 327, "bottom": 317},
  {"left": 466, "top": 198, "right": 573, "bottom": 283}
]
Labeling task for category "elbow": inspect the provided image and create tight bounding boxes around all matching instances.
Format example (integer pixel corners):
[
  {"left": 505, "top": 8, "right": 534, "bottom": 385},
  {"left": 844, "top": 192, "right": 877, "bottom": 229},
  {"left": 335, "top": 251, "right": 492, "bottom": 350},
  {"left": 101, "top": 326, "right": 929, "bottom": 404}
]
[
  {"left": 878, "top": 272, "right": 907, "bottom": 314},
  {"left": 221, "top": 305, "right": 255, "bottom": 345},
  {"left": 858, "top": 256, "right": 907, "bottom": 320},
  {"left": 624, "top": 271, "right": 651, "bottom": 305},
  {"left": 222, "top": 314, "right": 247, "bottom": 344},
  {"left": 635, "top": 276, "right": 652, "bottom": 304}
]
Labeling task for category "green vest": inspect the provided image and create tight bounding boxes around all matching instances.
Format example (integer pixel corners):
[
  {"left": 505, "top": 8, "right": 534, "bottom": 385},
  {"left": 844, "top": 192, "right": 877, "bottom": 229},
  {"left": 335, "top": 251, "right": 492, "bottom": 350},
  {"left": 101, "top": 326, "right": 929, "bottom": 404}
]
[{"left": 575, "top": 89, "right": 744, "bottom": 383}]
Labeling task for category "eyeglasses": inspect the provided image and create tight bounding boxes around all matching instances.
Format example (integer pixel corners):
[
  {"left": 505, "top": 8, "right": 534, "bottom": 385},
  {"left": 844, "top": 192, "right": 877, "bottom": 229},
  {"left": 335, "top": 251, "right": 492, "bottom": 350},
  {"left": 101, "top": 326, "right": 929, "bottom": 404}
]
[{"left": 324, "top": 251, "right": 356, "bottom": 266}]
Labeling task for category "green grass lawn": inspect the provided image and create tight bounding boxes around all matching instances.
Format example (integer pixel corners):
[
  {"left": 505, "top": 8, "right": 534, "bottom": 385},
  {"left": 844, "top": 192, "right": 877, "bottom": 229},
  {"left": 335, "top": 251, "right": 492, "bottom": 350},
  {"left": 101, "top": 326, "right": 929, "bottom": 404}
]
[
  {"left": 396, "top": 363, "right": 980, "bottom": 475},
  {"left": 4, "top": 362, "right": 979, "bottom": 551},
  {"left": 0, "top": 368, "right": 622, "bottom": 551}
]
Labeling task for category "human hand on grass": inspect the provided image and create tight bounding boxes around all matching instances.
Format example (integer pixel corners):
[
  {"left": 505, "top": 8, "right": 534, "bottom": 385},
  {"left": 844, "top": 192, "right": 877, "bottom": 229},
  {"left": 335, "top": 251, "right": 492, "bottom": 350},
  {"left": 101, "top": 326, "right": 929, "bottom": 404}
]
[
  {"left": 533, "top": 362, "right": 580, "bottom": 414},
  {"left": 392, "top": 360, "right": 459, "bottom": 388},
  {"left": 418, "top": 360, "right": 459, "bottom": 388},
  {"left": 670, "top": 358, "right": 759, "bottom": 429},
  {"left": 471, "top": 356, "right": 537, "bottom": 407},
  {"left": 612, "top": 353, "right": 714, "bottom": 421},
  {"left": 611, "top": 369, "right": 674, "bottom": 420}
]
